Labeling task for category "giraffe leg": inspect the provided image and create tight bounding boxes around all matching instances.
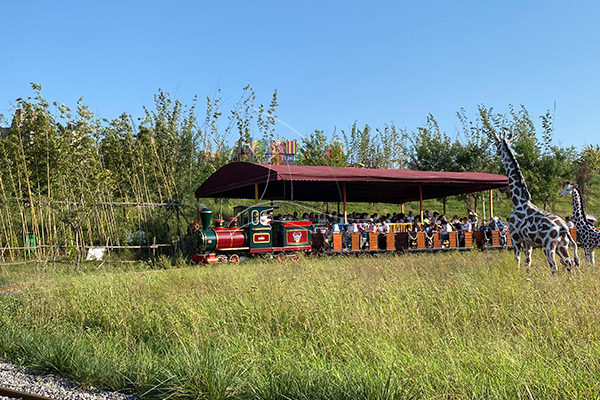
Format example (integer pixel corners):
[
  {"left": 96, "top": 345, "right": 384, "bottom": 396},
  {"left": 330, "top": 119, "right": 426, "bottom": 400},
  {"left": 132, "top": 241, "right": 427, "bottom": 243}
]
[
  {"left": 557, "top": 242, "right": 574, "bottom": 272},
  {"left": 584, "top": 247, "right": 592, "bottom": 266},
  {"left": 566, "top": 231, "right": 580, "bottom": 267},
  {"left": 591, "top": 249, "right": 595, "bottom": 266},
  {"left": 543, "top": 242, "right": 559, "bottom": 273},
  {"left": 514, "top": 242, "right": 522, "bottom": 269},
  {"left": 525, "top": 245, "right": 533, "bottom": 270}
]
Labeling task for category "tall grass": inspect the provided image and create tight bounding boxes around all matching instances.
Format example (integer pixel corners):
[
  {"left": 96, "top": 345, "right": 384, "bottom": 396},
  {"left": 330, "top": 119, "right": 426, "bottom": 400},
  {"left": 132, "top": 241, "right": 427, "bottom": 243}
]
[{"left": 1, "top": 251, "right": 600, "bottom": 399}]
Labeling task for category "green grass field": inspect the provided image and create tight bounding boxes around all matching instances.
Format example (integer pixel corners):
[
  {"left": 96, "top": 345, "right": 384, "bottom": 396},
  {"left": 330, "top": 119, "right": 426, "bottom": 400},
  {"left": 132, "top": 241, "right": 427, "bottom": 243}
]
[{"left": 1, "top": 251, "right": 600, "bottom": 399}]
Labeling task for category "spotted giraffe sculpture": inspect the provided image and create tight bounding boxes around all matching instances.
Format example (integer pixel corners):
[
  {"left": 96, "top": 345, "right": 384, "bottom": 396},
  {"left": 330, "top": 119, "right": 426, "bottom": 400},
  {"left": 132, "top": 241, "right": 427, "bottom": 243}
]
[
  {"left": 559, "top": 182, "right": 600, "bottom": 265},
  {"left": 494, "top": 131, "right": 579, "bottom": 272}
]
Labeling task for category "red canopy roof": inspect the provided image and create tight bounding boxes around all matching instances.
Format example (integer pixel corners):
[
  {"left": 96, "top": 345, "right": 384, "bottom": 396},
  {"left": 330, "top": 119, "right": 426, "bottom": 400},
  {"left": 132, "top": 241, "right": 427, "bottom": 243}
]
[{"left": 195, "top": 162, "right": 508, "bottom": 204}]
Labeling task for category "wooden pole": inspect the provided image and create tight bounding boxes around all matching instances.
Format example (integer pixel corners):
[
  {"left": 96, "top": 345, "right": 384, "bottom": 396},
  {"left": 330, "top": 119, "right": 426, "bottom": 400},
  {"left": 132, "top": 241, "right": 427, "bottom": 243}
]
[
  {"left": 489, "top": 188, "right": 494, "bottom": 220},
  {"left": 489, "top": 189, "right": 494, "bottom": 219},
  {"left": 401, "top": 202, "right": 405, "bottom": 214},
  {"left": 419, "top": 184, "right": 424, "bottom": 222},
  {"left": 255, "top": 183, "right": 259, "bottom": 204},
  {"left": 343, "top": 182, "right": 347, "bottom": 223}
]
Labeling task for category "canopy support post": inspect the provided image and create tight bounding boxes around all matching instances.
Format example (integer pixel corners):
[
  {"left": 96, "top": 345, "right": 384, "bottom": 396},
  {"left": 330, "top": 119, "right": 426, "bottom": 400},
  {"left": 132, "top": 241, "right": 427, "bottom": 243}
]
[
  {"left": 401, "top": 202, "right": 404, "bottom": 214},
  {"left": 419, "top": 184, "right": 424, "bottom": 222},
  {"left": 219, "top": 198, "right": 223, "bottom": 219},
  {"left": 489, "top": 187, "right": 494, "bottom": 220},
  {"left": 343, "top": 183, "right": 347, "bottom": 223},
  {"left": 254, "top": 183, "right": 259, "bottom": 205}
]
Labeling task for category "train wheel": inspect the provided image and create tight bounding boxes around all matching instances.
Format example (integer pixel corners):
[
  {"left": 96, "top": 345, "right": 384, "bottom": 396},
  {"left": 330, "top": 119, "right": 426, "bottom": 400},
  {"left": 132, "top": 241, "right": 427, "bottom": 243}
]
[
  {"left": 217, "top": 255, "right": 228, "bottom": 263},
  {"left": 289, "top": 253, "right": 299, "bottom": 262},
  {"left": 229, "top": 254, "right": 240, "bottom": 263},
  {"left": 277, "top": 253, "right": 286, "bottom": 261}
]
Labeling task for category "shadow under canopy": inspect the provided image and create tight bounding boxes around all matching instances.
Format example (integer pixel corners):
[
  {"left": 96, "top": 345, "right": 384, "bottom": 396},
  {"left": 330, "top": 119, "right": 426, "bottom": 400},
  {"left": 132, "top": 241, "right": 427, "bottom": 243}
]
[{"left": 195, "top": 162, "right": 508, "bottom": 206}]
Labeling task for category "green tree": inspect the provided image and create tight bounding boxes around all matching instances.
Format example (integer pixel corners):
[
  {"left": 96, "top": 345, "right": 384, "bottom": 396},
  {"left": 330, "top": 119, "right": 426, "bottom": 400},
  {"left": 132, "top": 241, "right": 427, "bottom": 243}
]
[
  {"left": 408, "top": 114, "right": 455, "bottom": 171},
  {"left": 574, "top": 144, "right": 600, "bottom": 200},
  {"left": 297, "top": 130, "right": 347, "bottom": 167},
  {"left": 342, "top": 122, "right": 407, "bottom": 169},
  {"left": 477, "top": 104, "right": 576, "bottom": 210}
]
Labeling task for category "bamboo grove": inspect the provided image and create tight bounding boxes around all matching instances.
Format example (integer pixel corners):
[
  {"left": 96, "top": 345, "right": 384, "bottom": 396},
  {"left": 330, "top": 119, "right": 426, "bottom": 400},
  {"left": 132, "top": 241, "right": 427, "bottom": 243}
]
[{"left": 0, "top": 84, "right": 240, "bottom": 261}]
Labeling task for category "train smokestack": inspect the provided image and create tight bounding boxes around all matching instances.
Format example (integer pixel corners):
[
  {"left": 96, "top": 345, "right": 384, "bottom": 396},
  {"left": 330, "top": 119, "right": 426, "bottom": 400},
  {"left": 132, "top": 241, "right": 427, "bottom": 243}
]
[{"left": 199, "top": 207, "right": 213, "bottom": 230}]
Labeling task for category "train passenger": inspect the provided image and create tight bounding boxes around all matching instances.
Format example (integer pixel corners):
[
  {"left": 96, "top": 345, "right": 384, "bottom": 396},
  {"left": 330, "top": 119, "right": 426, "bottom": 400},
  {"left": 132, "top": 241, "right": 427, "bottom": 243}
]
[
  {"left": 325, "top": 222, "right": 340, "bottom": 249},
  {"left": 422, "top": 219, "right": 434, "bottom": 235},
  {"left": 327, "top": 211, "right": 338, "bottom": 224},
  {"left": 378, "top": 220, "right": 389, "bottom": 234},
  {"left": 366, "top": 218, "right": 378, "bottom": 233},
  {"left": 479, "top": 219, "right": 489, "bottom": 233},
  {"left": 260, "top": 210, "right": 272, "bottom": 225},
  {"left": 497, "top": 220, "right": 507, "bottom": 245},
  {"left": 343, "top": 220, "right": 358, "bottom": 248},
  {"left": 460, "top": 217, "right": 472, "bottom": 232},
  {"left": 411, "top": 216, "right": 421, "bottom": 231},
  {"left": 458, "top": 217, "right": 472, "bottom": 247},
  {"left": 318, "top": 213, "right": 328, "bottom": 225},
  {"left": 468, "top": 210, "right": 478, "bottom": 227},
  {"left": 478, "top": 219, "right": 490, "bottom": 244},
  {"left": 396, "top": 212, "right": 406, "bottom": 223},
  {"left": 440, "top": 218, "right": 453, "bottom": 245}
]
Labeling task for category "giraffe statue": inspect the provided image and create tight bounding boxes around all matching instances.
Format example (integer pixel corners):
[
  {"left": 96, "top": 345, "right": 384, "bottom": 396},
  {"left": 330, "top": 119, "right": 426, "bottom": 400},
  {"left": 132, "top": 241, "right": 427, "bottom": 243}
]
[
  {"left": 494, "top": 130, "right": 579, "bottom": 272},
  {"left": 559, "top": 182, "right": 600, "bottom": 265}
]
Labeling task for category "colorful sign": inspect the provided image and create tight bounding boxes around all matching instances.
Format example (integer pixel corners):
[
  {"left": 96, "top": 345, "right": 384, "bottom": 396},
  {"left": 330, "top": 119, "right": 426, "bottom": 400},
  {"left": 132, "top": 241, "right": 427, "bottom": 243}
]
[
  {"left": 253, "top": 233, "right": 271, "bottom": 243},
  {"left": 286, "top": 229, "right": 308, "bottom": 245}
]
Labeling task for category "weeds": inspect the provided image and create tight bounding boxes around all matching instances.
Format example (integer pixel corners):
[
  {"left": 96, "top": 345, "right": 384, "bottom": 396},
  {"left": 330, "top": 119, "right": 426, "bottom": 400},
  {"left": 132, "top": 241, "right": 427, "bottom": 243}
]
[{"left": 1, "top": 252, "right": 599, "bottom": 399}]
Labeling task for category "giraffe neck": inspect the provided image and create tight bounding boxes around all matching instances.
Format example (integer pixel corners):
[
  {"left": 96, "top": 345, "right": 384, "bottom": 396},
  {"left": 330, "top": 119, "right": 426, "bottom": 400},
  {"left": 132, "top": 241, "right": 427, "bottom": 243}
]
[
  {"left": 571, "top": 188, "right": 591, "bottom": 227},
  {"left": 499, "top": 140, "right": 532, "bottom": 208}
]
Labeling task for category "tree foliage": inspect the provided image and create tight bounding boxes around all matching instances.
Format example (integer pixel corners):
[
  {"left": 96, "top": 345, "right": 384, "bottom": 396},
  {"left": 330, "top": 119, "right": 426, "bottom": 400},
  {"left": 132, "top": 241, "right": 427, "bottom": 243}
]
[
  {"left": 574, "top": 144, "right": 600, "bottom": 200},
  {"left": 476, "top": 105, "right": 577, "bottom": 210},
  {"left": 342, "top": 122, "right": 408, "bottom": 169},
  {"left": 297, "top": 130, "right": 347, "bottom": 167}
]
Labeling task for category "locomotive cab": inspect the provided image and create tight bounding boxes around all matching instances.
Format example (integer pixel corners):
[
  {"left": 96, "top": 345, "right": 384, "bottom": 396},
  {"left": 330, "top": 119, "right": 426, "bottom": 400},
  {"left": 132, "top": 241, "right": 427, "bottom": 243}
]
[{"left": 247, "top": 205, "right": 276, "bottom": 252}]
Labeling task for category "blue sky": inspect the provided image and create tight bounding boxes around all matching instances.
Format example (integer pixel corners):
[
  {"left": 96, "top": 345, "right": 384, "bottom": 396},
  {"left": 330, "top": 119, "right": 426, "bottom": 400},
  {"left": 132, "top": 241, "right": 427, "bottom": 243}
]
[{"left": 2, "top": 0, "right": 599, "bottom": 149}]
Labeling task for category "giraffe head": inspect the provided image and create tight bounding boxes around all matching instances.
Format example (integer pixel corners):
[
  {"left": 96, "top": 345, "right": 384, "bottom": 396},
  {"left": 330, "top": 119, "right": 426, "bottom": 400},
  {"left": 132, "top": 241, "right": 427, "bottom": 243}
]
[
  {"left": 559, "top": 181, "right": 578, "bottom": 197},
  {"left": 492, "top": 128, "right": 514, "bottom": 155}
]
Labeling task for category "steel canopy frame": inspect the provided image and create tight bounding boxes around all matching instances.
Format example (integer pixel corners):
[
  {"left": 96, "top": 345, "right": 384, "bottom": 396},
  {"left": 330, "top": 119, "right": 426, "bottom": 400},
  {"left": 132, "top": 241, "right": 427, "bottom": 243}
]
[{"left": 195, "top": 162, "right": 508, "bottom": 220}]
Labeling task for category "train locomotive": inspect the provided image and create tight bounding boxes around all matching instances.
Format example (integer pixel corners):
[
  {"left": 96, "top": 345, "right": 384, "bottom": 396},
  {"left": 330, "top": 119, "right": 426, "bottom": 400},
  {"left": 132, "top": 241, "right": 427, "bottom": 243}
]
[{"left": 190, "top": 205, "right": 312, "bottom": 264}]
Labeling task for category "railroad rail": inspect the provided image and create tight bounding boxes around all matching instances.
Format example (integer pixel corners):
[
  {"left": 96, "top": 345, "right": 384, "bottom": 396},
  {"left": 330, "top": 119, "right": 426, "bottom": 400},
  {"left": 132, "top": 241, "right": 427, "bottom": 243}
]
[{"left": 0, "top": 386, "right": 57, "bottom": 400}]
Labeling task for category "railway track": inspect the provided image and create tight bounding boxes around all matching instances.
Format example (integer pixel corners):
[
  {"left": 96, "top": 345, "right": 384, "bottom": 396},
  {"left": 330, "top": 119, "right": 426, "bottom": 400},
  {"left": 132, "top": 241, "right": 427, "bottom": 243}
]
[{"left": 0, "top": 386, "right": 57, "bottom": 400}]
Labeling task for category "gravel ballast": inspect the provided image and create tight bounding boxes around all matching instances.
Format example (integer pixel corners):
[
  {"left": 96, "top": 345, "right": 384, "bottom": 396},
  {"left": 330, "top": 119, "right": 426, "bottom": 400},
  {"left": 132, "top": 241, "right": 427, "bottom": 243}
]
[{"left": 0, "top": 361, "right": 136, "bottom": 400}]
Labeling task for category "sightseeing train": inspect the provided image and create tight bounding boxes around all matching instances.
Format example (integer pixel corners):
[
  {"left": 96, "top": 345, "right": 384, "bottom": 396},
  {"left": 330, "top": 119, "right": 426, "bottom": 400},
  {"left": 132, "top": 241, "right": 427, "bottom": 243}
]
[{"left": 185, "top": 204, "right": 568, "bottom": 265}]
